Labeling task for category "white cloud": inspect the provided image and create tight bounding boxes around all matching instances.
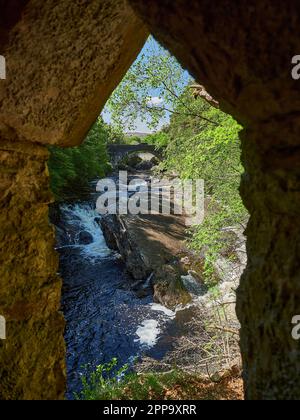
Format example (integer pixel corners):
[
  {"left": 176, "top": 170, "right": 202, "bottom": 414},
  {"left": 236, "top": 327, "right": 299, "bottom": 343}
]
[{"left": 147, "top": 96, "right": 164, "bottom": 107}]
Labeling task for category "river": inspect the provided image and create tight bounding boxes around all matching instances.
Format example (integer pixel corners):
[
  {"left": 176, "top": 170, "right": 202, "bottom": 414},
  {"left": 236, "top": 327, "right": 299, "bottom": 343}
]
[{"left": 53, "top": 183, "right": 198, "bottom": 399}]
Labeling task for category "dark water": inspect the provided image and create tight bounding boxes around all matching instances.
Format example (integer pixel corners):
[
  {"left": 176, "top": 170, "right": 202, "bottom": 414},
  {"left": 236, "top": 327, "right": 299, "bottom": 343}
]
[{"left": 55, "top": 200, "right": 193, "bottom": 399}]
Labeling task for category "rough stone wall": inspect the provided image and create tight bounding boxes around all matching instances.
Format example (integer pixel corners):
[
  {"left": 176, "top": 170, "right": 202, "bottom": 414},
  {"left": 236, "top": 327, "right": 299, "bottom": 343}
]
[
  {"left": 0, "top": 140, "right": 65, "bottom": 399},
  {"left": 0, "top": 0, "right": 148, "bottom": 399},
  {"left": 1, "top": 0, "right": 300, "bottom": 400},
  {"left": 0, "top": 0, "right": 148, "bottom": 146},
  {"left": 128, "top": 0, "right": 300, "bottom": 399},
  {"left": 239, "top": 119, "right": 300, "bottom": 399}
]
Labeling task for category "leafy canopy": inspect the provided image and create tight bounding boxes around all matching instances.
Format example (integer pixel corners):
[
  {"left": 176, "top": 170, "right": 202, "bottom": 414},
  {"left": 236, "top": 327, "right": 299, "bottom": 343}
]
[
  {"left": 106, "top": 36, "right": 192, "bottom": 131},
  {"left": 48, "top": 118, "right": 111, "bottom": 201},
  {"left": 146, "top": 89, "right": 248, "bottom": 283}
]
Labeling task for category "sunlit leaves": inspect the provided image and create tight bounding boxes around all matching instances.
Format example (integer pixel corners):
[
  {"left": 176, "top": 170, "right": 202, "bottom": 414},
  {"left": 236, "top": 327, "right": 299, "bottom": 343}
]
[
  {"left": 48, "top": 118, "right": 111, "bottom": 200},
  {"left": 145, "top": 90, "right": 247, "bottom": 283},
  {"left": 106, "top": 36, "right": 191, "bottom": 131}
]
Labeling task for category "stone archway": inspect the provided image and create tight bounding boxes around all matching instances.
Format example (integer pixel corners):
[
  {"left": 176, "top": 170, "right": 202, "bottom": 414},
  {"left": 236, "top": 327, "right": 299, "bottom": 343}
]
[{"left": 0, "top": 0, "right": 300, "bottom": 400}]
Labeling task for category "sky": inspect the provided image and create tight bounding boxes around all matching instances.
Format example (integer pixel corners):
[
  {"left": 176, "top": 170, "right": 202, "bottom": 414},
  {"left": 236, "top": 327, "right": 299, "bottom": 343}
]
[
  {"left": 102, "top": 109, "right": 165, "bottom": 134},
  {"left": 102, "top": 37, "right": 191, "bottom": 134}
]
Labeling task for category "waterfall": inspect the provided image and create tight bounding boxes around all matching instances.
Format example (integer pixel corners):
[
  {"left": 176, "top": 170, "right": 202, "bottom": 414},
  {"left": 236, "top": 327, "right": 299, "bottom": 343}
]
[{"left": 58, "top": 203, "right": 112, "bottom": 260}]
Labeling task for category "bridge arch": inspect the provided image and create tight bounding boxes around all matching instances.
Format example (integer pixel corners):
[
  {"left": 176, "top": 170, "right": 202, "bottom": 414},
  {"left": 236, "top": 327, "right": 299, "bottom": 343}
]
[{"left": 107, "top": 144, "right": 162, "bottom": 167}]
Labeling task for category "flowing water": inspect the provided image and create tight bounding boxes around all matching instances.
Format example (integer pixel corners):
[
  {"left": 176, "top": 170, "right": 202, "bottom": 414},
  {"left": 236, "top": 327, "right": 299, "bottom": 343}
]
[{"left": 54, "top": 191, "right": 199, "bottom": 399}]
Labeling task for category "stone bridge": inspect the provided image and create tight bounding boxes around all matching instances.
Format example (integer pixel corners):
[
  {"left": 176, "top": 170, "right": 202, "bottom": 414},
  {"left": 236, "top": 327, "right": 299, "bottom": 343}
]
[{"left": 107, "top": 143, "right": 161, "bottom": 166}]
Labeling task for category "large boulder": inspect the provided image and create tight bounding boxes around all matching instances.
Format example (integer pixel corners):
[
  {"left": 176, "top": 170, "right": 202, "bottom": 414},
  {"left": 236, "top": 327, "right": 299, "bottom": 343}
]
[
  {"left": 153, "top": 264, "right": 192, "bottom": 309},
  {"left": 78, "top": 231, "right": 94, "bottom": 245},
  {"left": 100, "top": 214, "right": 150, "bottom": 280}
]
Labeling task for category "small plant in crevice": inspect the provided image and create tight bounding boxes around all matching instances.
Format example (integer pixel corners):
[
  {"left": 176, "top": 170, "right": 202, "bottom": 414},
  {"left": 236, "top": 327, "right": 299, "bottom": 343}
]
[{"left": 75, "top": 358, "right": 131, "bottom": 400}]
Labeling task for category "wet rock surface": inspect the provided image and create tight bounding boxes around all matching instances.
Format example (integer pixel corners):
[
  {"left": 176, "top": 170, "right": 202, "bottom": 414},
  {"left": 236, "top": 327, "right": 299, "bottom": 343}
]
[
  {"left": 78, "top": 231, "right": 94, "bottom": 245},
  {"left": 99, "top": 170, "right": 194, "bottom": 308}
]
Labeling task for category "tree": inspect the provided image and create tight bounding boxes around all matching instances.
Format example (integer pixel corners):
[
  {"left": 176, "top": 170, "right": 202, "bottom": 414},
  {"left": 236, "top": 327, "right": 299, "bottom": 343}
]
[
  {"left": 48, "top": 117, "right": 111, "bottom": 201},
  {"left": 106, "top": 37, "right": 217, "bottom": 133},
  {"left": 155, "top": 88, "right": 247, "bottom": 282},
  {"left": 106, "top": 37, "right": 196, "bottom": 131}
]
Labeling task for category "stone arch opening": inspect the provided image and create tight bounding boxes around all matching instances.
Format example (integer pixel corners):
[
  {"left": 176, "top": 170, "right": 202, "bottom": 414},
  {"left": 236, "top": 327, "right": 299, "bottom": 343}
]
[{"left": 0, "top": 0, "right": 300, "bottom": 400}]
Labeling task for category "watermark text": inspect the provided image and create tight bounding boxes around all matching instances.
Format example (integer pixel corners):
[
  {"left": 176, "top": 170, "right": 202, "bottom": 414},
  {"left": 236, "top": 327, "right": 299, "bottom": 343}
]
[
  {"left": 292, "top": 55, "right": 300, "bottom": 80},
  {"left": 0, "top": 55, "right": 6, "bottom": 80},
  {"left": 96, "top": 172, "right": 204, "bottom": 226},
  {"left": 0, "top": 315, "right": 6, "bottom": 340}
]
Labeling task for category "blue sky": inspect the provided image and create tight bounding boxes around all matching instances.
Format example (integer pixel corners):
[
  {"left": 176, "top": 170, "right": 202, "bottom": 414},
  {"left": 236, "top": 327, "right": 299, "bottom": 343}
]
[{"left": 102, "top": 37, "right": 191, "bottom": 134}]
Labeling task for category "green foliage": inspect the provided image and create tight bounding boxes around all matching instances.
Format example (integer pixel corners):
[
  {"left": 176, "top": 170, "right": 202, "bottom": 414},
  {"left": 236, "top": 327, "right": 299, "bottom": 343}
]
[
  {"left": 77, "top": 358, "right": 129, "bottom": 400},
  {"left": 76, "top": 358, "right": 193, "bottom": 400},
  {"left": 124, "top": 135, "right": 143, "bottom": 145},
  {"left": 159, "top": 89, "right": 248, "bottom": 283},
  {"left": 48, "top": 118, "right": 111, "bottom": 201},
  {"left": 144, "top": 131, "right": 169, "bottom": 148},
  {"left": 106, "top": 124, "right": 127, "bottom": 144},
  {"left": 106, "top": 36, "right": 191, "bottom": 131}
]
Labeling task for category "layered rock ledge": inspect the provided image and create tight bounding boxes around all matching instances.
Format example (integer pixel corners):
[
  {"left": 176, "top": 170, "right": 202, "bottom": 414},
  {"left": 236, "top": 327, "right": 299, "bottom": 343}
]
[{"left": 100, "top": 208, "right": 192, "bottom": 308}]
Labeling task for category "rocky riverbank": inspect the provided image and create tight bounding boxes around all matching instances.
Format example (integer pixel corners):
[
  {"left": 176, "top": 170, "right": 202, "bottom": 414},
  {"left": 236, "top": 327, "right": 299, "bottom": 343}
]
[
  {"left": 100, "top": 166, "right": 246, "bottom": 312},
  {"left": 49, "top": 150, "right": 246, "bottom": 396},
  {"left": 98, "top": 152, "right": 246, "bottom": 378},
  {"left": 100, "top": 192, "right": 246, "bottom": 376},
  {"left": 103, "top": 141, "right": 247, "bottom": 310},
  {"left": 100, "top": 192, "right": 193, "bottom": 308}
]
